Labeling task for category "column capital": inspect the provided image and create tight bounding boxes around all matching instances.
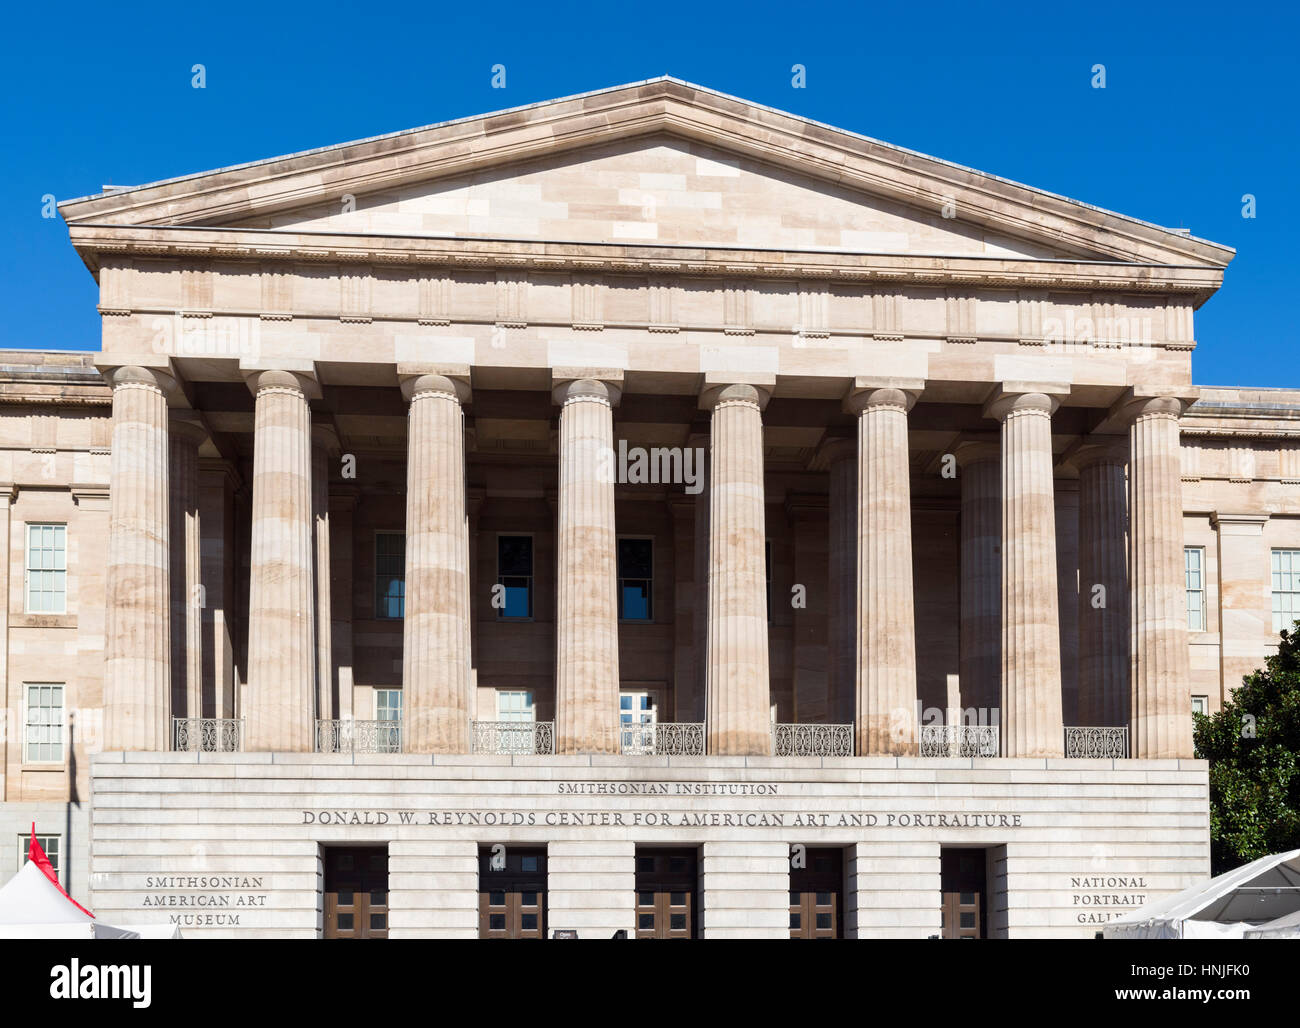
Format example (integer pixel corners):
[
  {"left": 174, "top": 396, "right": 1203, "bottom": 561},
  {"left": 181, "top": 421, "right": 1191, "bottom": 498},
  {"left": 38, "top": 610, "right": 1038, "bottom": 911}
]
[
  {"left": 953, "top": 437, "right": 1001, "bottom": 467},
  {"left": 843, "top": 377, "right": 924, "bottom": 416},
  {"left": 400, "top": 373, "right": 470, "bottom": 405},
  {"left": 1072, "top": 436, "right": 1128, "bottom": 470},
  {"left": 241, "top": 365, "right": 320, "bottom": 400},
  {"left": 814, "top": 434, "right": 856, "bottom": 469},
  {"left": 168, "top": 412, "right": 208, "bottom": 447},
  {"left": 103, "top": 363, "right": 177, "bottom": 396},
  {"left": 982, "top": 387, "right": 1065, "bottom": 422},
  {"left": 1111, "top": 387, "right": 1198, "bottom": 425},
  {"left": 552, "top": 377, "right": 622, "bottom": 407},
  {"left": 1210, "top": 511, "right": 1269, "bottom": 534},
  {"left": 700, "top": 381, "right": 770, "bottom": 411}
]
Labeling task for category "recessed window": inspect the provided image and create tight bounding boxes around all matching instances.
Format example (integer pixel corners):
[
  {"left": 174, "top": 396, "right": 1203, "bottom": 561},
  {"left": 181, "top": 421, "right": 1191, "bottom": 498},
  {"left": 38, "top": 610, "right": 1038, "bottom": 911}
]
[
  {"left": 374, "top": 532, "right": 405, "bottom": 619},
  {"left": 375, "top": 689, "right": 402, "bottom": 722},
  {"left": 24, "top": 684, "right": 64, "bottom": 763},
  {"left": 1185, "top": 547, "right": 1205, "bottom": 632},
  {"left": 497, "top": 535, "right": 533, "bottom": 619},
  {"left": 1272, "top": 549, "right": 1300, "bottom": 633},
  {"left": 497, "top": 690, "right": 535, "bottom": 723},
  {"left": 25, "top": 524, "right": 67, "bottom": 614},
  {"left": 1191, "top": 695, "right": 1209, "bottom": 716},
  {"left": 617, "top": 538, "right": 653, "bottom": 621},
  {"left": 19, "top": 834, "right": 60, "bottom": 879}
]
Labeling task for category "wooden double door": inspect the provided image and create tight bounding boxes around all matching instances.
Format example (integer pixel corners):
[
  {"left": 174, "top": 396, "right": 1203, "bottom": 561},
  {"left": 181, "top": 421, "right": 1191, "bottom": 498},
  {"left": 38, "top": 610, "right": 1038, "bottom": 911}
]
[
  {"left": 324, "top": 847, "right": 389, "bottom": 939},
  {"left": 635, "top": 849, "right": 698, "bottom": 939},
  {"left": 940, "top": 848, "right": 987, "bottom": 939},
  {"left": 479, "top": 847, "right": 547, "bottom": 939},
  {"left": 789, "top": 847, "right": 844, "bottom": 938}
]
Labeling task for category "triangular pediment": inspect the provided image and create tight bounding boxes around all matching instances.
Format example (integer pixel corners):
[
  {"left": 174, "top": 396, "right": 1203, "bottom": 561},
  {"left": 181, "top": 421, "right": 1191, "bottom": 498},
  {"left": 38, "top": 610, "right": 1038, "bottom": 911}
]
[
  {"left": 59, "top": 77, "right": 1233, "bottom": 270},
  {"left": 223, "top": 135, "right": 1070, "bottom": 260}
]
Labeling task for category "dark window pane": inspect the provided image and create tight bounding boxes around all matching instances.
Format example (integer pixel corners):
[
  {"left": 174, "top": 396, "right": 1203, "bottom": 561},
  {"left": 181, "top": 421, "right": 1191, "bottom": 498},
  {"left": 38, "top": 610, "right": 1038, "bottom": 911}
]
[
  {"left": 489, "top": 914, "right": 505, "bottom": 931},
  {"left": 521, "top": 855, "right": 539, "bottom": 872},
  {"left": 960, "top": 912, "right": 976, "bottom": 929},
  {"left": 790, "top": 891, "right": 800, "bottom": 905},
  {"left": 618, "top": 538, "right": 653, "bottom": 578},
  {"left": 337, "top": 890, "right": 353, "bottom": 906},
  {"left": 637, "top": 857, "right": 654, "bottom": 873},
  {"left": 371, "top": 890, "right": 386, "bottom": 906},
  {"left": 960, "top": 892, "right": 975, "bottom": 905},
  {"left": 816, "top": 891, "right": 831, "bottom": 905},
  {"left": 816, "top": 913, "right": 831, "bottom": 930},
  {"left": 489, "top": 890, "right": 505, "bottom": 906},
  {"left": 370, "top": 913, "right": 385, "bottom": 930},
  {"left": 521, "top": 891, "right": 537, "bottom": 906},
  {"left": 498, "top": 536, "right": 533, "bottom": 576},
  {"left": 670, "top": 914, "right": 686, "bottom": 931},
  {"left": 668, "top": 857, "right": 687, "bottom": 873},
  {"left": 790, "top": 912, "right": 801, "bottom": 929},
  {"left": 670, "top": 891, "right": 686, "bottom": 906},
  {"left": 620, "top": 581, "right": 651, "bottom": 620},
  {"left": 521, "top": 914, "right": 538, "bottom": 931},
  {"left": 500, "top": 578, "right": 532, "bottom": 618},
  {"left": 638, "top": 913, "right": 654, "bottom": 930},
  {"left": 337, "top": 914, "right": 353, "bottom": 931}
]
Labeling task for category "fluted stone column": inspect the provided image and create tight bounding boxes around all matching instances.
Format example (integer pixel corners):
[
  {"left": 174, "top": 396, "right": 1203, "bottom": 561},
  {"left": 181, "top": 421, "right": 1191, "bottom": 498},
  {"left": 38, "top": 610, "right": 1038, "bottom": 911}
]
[
  {"left": 104, "top": 365, "right": 174, "bottom": 751},
  {"left": 244, "top": 370, "right": 316, "bottom": 752},
  {"left": 169, "top": 417, "right": 205, "bottom": 723},
  {"left": 401, "top": 374, "right": 472, "bottom": 753},
  {"left": 822, "top": 438, "right": 857, "bottom": 727},
  {"left": 849, "top": 388, "right": 919, "bottom": 756},
  {"left": 554, "top": 379, "right": 620, "bottom": 754},
  {"left": 1076, "top": 441, "right": 1129, "bottom": 728},
  {"left": 1127, "top": 396, "right": 1194, "bottom": 758},
  {"left": 987, "top": 391, "right": 1064, "bottom": 757},
  {"left": 956, "top": 441, "right": 1001, "bottom": 721},
  {"left": 704, "top": 384, "right": 771, "bottom": 755},
  {"left": 311, "top": 428, "right": 335, "bottom": 724}
]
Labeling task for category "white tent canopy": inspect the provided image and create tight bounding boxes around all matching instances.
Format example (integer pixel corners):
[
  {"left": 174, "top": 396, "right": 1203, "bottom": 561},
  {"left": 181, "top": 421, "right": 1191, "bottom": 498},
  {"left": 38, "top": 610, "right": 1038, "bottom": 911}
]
[
  {"left": 0, "top": 853, "right": 180, "bottom": 939},
  {"left": 1104, "top": 848, "right": 1300, "bottom": 939},
  {"left": 1243, "top": 907, "right": 1300, "bottom": 939}
]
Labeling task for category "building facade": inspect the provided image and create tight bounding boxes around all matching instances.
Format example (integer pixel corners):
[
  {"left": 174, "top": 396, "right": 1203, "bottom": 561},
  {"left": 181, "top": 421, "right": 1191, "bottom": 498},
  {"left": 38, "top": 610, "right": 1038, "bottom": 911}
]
[{"left": 0, "top": 79, "right": 1293, "bottom": 937}]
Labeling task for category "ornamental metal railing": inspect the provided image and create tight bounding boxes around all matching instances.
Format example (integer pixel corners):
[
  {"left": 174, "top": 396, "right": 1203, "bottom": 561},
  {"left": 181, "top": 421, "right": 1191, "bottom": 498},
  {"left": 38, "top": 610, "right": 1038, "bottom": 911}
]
[
  {"left": 315, "top": 719, "right": 402, "bottom": 754},
  {"left": 173, "top": 717, "right": 243, "bottom": 753},
  {"left": 471, "top": 720, "right": 556, "bottom": 756},
  {"left": 618, "top": 721, "right": 705, "bottom": 756},
  {"left": 1064, "top": 726, "right": 1129, "bottom": 758},
  {"left": 918, "top": 724, "right": 1000, "bottom": 758},
  {"left": 772, "top": 723, "right": 854, "bottom": 756}
]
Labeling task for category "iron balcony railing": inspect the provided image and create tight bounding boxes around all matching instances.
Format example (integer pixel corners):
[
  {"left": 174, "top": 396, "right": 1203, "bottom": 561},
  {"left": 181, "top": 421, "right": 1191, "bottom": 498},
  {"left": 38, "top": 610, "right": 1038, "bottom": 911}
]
[
  {"left": 316, "top": 719, "right": 402, "bottom": 754},
  {"left": 173, "top": 717, "right": 243, "bottom": 753},
  {"left": 618, "top": 721, "right": 705, "bottom": 756},
  {"left": 772, "top": 723, "right": 854, "bottom": 756},
  {"left": 471, "top": 720, "right": 556, "bottom": 755},
  {"left": 1064, "top": 726, "right": 1129, "bottom": 758},
  {"left": 918, "top": 724, "right": 1000, "bottom": 758}
]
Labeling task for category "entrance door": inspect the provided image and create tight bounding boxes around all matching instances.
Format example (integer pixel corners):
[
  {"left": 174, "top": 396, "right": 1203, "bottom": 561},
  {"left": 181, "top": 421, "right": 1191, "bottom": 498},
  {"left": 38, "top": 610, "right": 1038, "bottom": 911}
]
[
  {"left": 789, "top": 847, "right": 843, "bottom": 939},
  {"left": 634, "top": 848, "right": 697, "bottom": 939},
  {"left": 478, "top": 847, "right": 547, "bottom": 939},
  {"left": 324, "top": 847, "right": 389, "bottom": 939},
  {"left": 940, "top": 848, "right": 986, "bottom": 939}
]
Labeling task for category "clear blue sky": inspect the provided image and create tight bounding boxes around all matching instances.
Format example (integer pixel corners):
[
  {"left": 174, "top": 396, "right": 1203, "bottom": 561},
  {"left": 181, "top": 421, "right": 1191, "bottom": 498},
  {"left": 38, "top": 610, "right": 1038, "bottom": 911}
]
[{"left": 2, "top": 0, "right": 1295, "bottom": 386}]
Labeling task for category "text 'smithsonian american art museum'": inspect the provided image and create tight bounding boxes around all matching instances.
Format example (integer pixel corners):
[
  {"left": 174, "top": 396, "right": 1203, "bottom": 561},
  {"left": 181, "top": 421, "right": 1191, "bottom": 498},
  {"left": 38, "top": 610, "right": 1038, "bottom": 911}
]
[{"left": 1, "top": 78, "right": 1290, "bottom": 938}]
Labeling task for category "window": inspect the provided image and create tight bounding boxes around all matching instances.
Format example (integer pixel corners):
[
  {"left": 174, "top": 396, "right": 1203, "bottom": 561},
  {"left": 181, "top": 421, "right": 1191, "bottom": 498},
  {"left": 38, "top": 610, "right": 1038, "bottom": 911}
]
[
  {"left": 375, "top": 689, "right": 401, "bottom": 722},
  {"left": 497, "top": 691, "right": 536, "bottom": 723},
  {"left": 26, "top": 524, "right": 67, "bottom": 614},
  {"left": 1191, "top": 695, "right": 1209, "bottom": 716},
  {"left": 18, "top": 834, "right": 60, "bottom": 879},
  {"left": 375, "top": 533, "right": 405, "bottom": 619},
  {"left": 1271, "top": 549, "right": 1300, "bottom": 632},
  {"left": 497, "top": 535, "right": 533, "bottom": 619},
  {"left": 618, "top": 538, "right": 653, "bottom": 621},
  {"left": 1185, "top": 547, "right": 1205, "bottom": 632},
  {"left": 618, "top": 688, "right": 659, "bottom": 754},
  {"left": 24, "top": 684, "right": 64, "bottom": 763}
]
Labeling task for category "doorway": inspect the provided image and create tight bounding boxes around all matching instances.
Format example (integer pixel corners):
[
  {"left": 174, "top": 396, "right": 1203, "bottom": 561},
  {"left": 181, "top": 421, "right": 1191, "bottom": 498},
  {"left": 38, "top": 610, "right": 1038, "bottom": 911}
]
[
  {"left": 789, "top": 847, "right": 844, "bottom": 938},
  {"left": 634, "top": 848, "right": 698, "bottom": 939},
  {"left": 323, "top": 846, "right": 389, "bottom": 939},
  {"left": 478, "top": 846, "right": 547, "bottom": 939},
  {"left": 940, "top": 847, "right": 987, "bottom": 939}
]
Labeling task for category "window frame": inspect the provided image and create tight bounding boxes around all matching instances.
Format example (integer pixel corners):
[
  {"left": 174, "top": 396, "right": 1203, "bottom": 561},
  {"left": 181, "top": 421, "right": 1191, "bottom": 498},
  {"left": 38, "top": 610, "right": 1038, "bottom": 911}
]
[
  {"left": 18, "top": 833, "right": 61, "bottom": 881},
  {"left": 495, "top": 533, "right": 535, "bottom": 621},
  {"left": 374, "top": 689, "right": 402, "bottom": 722},
  {"left": 1191, "top": 695, "right": 1209, "bottom": 716},
  {"left": 23, "top": 683, "right": 65, "bottom": 765},
  {"left": 496, "top": 690, "right": 536, "bottom": 723},
  {"left": 1184, "top": 546, "right": 1206, "bottom": 633},
  {"left": 1271, "top": 548, "right": 1300, "bottom": 634},
  {"left": 617, "top": 536, "right": 654, "bottom": 623},
  {"left": 25, "top": 523, "right": 68, "bottom": 615},
  {"left": 374, "top": 530, "right": 406, "bottom": 620}
]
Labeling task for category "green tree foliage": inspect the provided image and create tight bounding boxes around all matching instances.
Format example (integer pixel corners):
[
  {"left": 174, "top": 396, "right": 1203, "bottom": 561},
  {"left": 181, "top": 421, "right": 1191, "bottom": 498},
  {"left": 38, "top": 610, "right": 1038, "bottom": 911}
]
[{"left": 1194, "top": 628, "right": 1300, "bottom": 875}]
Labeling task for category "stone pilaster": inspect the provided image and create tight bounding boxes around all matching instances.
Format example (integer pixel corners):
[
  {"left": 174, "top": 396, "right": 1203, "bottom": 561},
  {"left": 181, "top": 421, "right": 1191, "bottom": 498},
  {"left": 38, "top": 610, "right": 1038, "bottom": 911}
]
[
  {"left": 703, "top": 383, "right": 771, "bottom": 755},
  {"left": 821, "top": 438, "right": 857, "bottom": 726},
  {"left": 955, "top": 441, "right": 1001, "bottom": 721},
  {"left": 401, "top": 374, "right": 472, "bottom": 753},
  {"left": 244, "top": 369, "right": 316, "bottom": 752},
  {"left": 1127, "top": 395, "right": 1194, "bottom": 758},
  {"left": 1076, "top": 441, "right": 1129, "bottom": 728},
  {"left": 169, "top": 416, "right": 206, "bottom": 722},
  {"left": 848, "top": 386, "right": 919, "bottom": 756},
  {"left": 986, "top": 390, "right": 1064, "bottom": 757},
  {"left": 311, "top": 427, "right": 337, "bottom": 724},
  {"left": 554, "top": 378, "right": 620, "bottom": 754},
  {"left": 104, "top": 365, "right": 175, "bottom": 751}
]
